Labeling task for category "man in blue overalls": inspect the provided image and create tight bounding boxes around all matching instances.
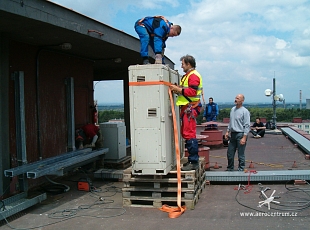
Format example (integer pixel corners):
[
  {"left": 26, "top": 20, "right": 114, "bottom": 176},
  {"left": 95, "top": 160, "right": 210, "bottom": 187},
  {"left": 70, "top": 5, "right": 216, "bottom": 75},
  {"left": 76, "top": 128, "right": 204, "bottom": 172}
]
[
  {"left": 134, "top": 16, "right": 181, "bottom": 64},
  {"left": 203, "top": 97, "right": 219, "bottom": 128}
]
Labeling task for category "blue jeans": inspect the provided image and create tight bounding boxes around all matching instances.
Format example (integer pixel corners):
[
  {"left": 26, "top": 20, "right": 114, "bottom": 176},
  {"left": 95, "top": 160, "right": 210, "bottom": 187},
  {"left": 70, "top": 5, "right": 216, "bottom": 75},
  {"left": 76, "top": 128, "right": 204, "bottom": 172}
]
[
  {"left": 227, "top": 132, "right": 247, "bottom": 170},
  {"left": 186, "top": 138, "right": 199, "bottom": 163},
  {"left": 206, "top": 115, "right": 216, "bottom": 122},
  {"left": 134, "top": 22, "right": 154, "bottom": 58}
]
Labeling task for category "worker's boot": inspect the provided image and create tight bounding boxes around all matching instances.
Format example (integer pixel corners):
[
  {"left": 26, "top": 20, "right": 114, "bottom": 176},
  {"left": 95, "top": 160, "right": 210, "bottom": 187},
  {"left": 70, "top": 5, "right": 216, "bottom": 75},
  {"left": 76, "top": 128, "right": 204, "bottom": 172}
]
[
  {"left": 142, "top": 57, "right": 150, "bottom": 65},
  {"left": 181, "top": 162, "right": 199, "bottom": 171},
  {"left": 155, "top": 54, "right": 162, "bottom": 64}
]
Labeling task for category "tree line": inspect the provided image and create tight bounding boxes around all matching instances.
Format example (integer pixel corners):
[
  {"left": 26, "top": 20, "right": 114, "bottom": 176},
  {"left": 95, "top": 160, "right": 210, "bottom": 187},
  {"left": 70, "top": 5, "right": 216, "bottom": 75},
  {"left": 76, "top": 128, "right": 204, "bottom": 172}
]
[
  {"left": 98, "top": 110, "right": 124, "bottom": 123},
  {"left": 98, "top": 108, "right": 310, "bottom": 124},
  {"left": 197, "top": 108, "right": 310, "bottom": 124}
]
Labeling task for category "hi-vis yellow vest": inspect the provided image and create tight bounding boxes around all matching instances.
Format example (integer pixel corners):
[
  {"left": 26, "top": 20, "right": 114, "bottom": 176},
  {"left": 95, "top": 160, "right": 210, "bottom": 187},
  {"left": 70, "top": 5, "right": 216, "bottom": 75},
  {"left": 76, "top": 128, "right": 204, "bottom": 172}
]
[{"left": 176, "top": 69, "right": 203, "bottom": 106}]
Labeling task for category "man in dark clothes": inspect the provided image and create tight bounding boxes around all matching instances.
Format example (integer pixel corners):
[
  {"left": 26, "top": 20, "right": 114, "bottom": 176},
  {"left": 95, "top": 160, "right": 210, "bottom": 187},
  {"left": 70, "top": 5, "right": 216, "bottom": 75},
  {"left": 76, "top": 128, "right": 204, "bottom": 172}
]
[{"left": 250, "top": 117, "right": 266, "bottom": 138}]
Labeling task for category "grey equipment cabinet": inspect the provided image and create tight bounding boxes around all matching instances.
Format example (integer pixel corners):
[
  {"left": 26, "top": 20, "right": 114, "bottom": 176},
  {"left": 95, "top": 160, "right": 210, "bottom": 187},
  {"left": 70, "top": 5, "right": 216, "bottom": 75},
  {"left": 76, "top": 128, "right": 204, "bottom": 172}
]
[
  {"left": 128, "top": 64, "right": 183, "bottom": 175},
  {"left": 99, "top": 122, "right": 126, "bottom": 160}
]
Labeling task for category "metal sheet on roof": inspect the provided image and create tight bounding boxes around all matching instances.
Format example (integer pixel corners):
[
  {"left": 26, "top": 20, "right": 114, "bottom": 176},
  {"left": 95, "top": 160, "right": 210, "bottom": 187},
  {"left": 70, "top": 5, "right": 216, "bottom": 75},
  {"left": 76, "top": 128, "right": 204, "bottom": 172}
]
[
  {"left": 205, "top": 170, "right": 310, "bottom": 182},
  {"left": 281, "top": 127, "right": 310, "bottom": 154}
]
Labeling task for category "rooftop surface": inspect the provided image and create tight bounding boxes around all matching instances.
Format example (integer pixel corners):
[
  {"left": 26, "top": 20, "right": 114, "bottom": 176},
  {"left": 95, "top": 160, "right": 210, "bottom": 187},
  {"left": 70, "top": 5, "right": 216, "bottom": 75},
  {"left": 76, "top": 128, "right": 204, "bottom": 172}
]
[{"left": 1, "top": 129, "right": 310, "bottom": 230}]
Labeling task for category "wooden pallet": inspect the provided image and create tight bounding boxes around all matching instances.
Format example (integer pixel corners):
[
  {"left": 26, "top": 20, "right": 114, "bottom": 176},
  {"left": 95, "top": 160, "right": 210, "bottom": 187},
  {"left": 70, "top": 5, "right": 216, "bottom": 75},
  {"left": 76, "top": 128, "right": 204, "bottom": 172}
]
[
  {"left": 122, "top": 173, "right": 205, "bottom": 199},
  {"left": 121, "top": 157, "right": 206, "bottom": 210},
  {"left": 104, "top": 156, "right": 131, "bottom": 169},
  {"left": 169, "top": 162, "right": 205, "bottom": 179},
  {"left": 123, "top": 171, "right": 205, "bottom": 189},
  {"left": 122, "top": 180, "right": 206, "bottom": 210},
  {"left": 122, "top": 178, "right": 204, "bottom": 198},
  {"left": 124, "top": 180, "right": 198, "bottom": 190}
]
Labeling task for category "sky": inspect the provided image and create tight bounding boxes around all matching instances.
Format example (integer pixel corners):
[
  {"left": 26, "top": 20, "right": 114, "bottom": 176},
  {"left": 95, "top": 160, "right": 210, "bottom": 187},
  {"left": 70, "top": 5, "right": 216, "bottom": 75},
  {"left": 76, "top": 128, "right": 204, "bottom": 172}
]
[{"left": 50, "top": 0, "right": 310, "bottom": 104}]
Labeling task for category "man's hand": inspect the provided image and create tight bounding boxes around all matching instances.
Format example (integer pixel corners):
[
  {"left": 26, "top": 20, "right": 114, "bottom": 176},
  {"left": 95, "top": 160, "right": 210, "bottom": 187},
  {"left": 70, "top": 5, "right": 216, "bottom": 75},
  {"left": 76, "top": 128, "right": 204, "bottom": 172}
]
[
  {"left": 240, "top": 137, "right": 247, "bottom": 145},
  {"left": 169, "top": 84, "right": 181, "bottom": 94},
  {"left": 224, "top": 131, "right": 229, "bottom": 140}
]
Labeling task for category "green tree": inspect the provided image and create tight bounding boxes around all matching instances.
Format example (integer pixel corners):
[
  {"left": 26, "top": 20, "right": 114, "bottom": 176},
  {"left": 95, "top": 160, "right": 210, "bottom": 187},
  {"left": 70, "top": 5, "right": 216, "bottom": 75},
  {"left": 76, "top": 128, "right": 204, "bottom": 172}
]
[
  {"left": 99, "top": 108, "right": 310, "bottom": 125},
  {"left": 217, "top": 109, "right": 230, "bottom": 121},
  {"left": 98, "top": 110, "right": 124, "bottom": 123}
]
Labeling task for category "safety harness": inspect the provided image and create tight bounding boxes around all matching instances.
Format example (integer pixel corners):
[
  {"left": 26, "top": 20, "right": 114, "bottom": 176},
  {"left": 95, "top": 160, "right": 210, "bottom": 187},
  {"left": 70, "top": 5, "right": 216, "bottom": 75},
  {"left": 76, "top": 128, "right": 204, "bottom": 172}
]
[
  {"left": 138, "top": 16, "right": 171, "bottom": 39},
  {"left": 180, "top": 100, "right": 201, "bottom": 122},
  {"left": 178, "top": 69, "right": 202, "bottom": 121}
]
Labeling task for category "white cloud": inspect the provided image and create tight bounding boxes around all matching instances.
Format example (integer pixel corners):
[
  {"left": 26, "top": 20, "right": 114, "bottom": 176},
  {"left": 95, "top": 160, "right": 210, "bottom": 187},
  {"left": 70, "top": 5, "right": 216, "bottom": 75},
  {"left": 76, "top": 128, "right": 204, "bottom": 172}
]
[
  {"left": 50, "top": 0, "right": 310, "bottom": 103},
  {"left": 137, "top": 0, "right": 180, "bottom": 9},
  {"left": 275, "top": 39, "right": 287, "bottom": 49},
  {"left": 166, "top": 0, "right": 310, "bottom": 102}
]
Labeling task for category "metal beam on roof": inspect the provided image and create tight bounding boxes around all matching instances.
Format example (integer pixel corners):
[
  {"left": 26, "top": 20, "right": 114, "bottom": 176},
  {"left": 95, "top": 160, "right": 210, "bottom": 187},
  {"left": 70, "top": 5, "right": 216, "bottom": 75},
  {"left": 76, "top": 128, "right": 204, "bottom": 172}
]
[
  {"left": 27, "top": 148, "right": 108, "bottom": 178},
  {"left": 0, "top": 192, "right": 47, "bottom": 221},
  {"left": 205, "top": 170, "right": 310, "bottom": 182},
  {"left": 281, "top": 127, "right": 310, "bottom": 155},
  {"left": 4, "top": 148, "right": 92, "bottom": 177}
]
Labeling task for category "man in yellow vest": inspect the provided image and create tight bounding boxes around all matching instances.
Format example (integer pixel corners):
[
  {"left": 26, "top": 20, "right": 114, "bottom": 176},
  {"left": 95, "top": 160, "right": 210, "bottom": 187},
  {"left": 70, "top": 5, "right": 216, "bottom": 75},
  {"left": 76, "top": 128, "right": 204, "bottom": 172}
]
[{"left": 169, "top": 55, "right": 203, "bottom": 171}]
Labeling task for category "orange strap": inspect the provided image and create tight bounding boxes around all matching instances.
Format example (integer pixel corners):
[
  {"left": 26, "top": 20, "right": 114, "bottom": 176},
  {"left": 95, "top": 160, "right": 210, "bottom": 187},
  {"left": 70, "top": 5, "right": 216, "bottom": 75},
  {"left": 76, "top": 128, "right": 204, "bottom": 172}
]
[
  {"left": 129, "top": 81, "right": 172, "bottom": 87},
  {"left": 159, "top": 88, "right": 185, "bottom": 218},
  {"left": 129, "top": 80, "right": 185, "bottom": 218}
]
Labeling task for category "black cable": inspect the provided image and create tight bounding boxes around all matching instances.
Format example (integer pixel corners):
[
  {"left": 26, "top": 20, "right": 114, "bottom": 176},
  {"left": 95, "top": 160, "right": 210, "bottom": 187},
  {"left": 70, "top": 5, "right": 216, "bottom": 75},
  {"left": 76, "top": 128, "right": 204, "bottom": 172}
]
[
  {"left": 285, "top": 180, "right": 310, "bottom": 191},
  {"left": 258, "top": 180, "right": 310, "bottom": 211},
  {"left": 235, "top": 181, "right": 310, "bottom": 216},
  {"left": 235, "top": 187, "right": 267, "bottom": 213},
  {"left": 1, "top": 198, "right": 126, "bottom": 230},
  {"left": 90, "top": 184, "right": 122, "bottom": 199},
  {"left": 40, "top": 176, "right": 70, "bottom": 194},
  {"left": 40, "top": 184, "right": 68, "bottom": 195}
]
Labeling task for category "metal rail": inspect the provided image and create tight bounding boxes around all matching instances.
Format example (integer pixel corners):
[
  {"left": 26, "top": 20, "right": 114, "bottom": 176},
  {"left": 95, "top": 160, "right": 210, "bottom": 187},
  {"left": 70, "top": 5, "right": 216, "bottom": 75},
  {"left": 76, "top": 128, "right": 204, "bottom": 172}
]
[
  {"left": 281, "top": 127, "right": 310, "bottom": 155},
  {"left": 205, "top": 170, "right": 310, "bottom": 182},
  {"left": 27, "top": 148, "right": 108, "bottom": 178},
  {"left": 4, "top": 148, "right": 92, "bottom": 177},
  {"left": 0, "top": 192, "right": 47, "bottom": 221},
  {"left": 2, "top": 148, "right": 108, "bottom": 220}
]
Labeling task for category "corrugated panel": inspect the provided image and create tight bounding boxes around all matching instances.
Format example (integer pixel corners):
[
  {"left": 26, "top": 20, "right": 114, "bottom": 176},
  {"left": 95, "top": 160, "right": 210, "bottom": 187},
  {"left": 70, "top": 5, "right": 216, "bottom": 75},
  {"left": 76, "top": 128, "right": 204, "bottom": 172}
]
[
  {"left": 39, "top": 51, "right": 93, "bottom": 159},
  {"left": 8, "top": 42, "right": 94, "bottom": 192}
]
